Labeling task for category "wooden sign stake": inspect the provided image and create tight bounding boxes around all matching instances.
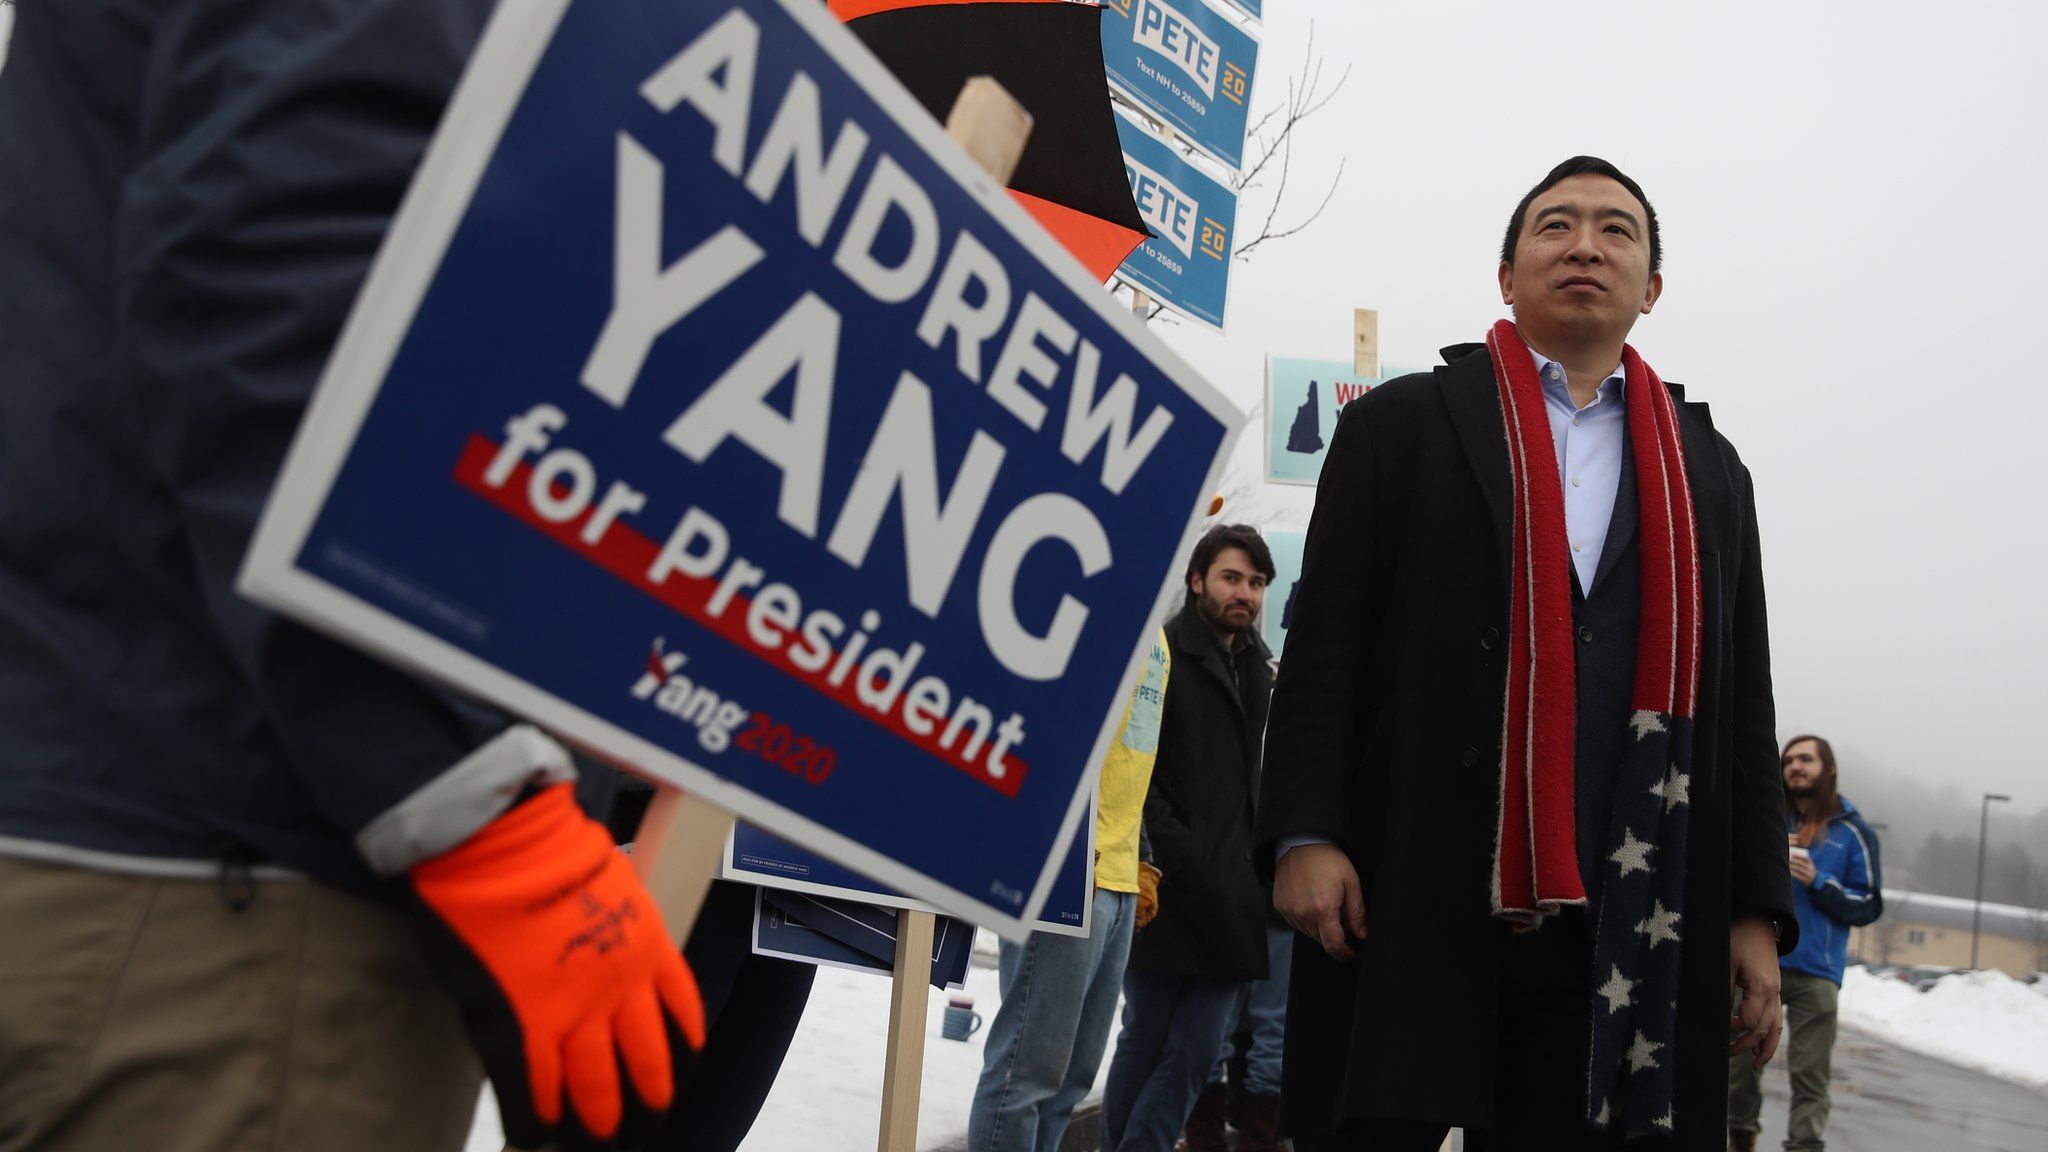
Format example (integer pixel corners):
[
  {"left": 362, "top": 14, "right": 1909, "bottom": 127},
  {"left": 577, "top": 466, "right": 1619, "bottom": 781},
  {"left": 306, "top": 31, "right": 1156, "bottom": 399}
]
[
  {"left": 875, "top": 76, "right": 1037, "bottom": 1152},
  {"left": 875, "top": 908, "right": 938, "bottom": 1152},
  {"left": 631, "top": 785, "right": 736, "bottom": 944},
  {"left": 947, "top": 76, "right": 1033, "bottom": 187},
  {"left": 1353, "top": 307, "right": 1380, "bottom": 379}
]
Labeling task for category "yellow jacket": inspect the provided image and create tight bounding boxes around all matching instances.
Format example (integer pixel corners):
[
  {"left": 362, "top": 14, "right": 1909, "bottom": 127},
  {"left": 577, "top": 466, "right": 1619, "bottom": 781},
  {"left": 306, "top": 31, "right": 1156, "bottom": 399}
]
[{"left": 1094, "top": 627, "right": 1169, "bottom": 893}]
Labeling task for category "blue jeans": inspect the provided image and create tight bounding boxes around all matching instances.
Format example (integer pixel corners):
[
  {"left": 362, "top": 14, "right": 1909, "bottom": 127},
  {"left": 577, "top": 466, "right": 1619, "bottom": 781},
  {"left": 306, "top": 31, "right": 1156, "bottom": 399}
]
[
  {"left": 1101, "top": 969, "right": 1241, "bottom": 1152},
  {"left": 1208, "top": 920, "right": 1294, "bottom": 1097},
  {"left": 968, "top": 889, "right": 1137, "bottom": 1152}
]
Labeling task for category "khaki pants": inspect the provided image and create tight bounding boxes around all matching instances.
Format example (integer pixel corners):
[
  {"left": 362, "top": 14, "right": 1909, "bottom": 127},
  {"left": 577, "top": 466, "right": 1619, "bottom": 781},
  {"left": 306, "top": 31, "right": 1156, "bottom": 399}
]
[
  {"left": 1727, "top": 967, "right": 1839, "bottom": 1152},
  {"left": 0, "top": 855, "right": 482, "bottom": 1152}
]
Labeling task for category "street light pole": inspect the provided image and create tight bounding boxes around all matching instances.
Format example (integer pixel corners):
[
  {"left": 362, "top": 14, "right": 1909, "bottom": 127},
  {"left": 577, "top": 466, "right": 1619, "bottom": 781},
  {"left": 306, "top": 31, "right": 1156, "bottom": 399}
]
[{"left": 1972, "top": 792, "right": 2011, "bottom": 970}]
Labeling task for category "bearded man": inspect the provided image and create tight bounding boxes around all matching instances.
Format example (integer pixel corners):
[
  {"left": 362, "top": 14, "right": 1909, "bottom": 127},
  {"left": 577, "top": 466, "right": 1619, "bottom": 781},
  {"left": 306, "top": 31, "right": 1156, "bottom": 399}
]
[
  {"left": 1102, "top": 524, "right": 1275, "bottom": 1152},
  {"left": 1259, "top": 156, "right": 1798, "bottom": 1151}
]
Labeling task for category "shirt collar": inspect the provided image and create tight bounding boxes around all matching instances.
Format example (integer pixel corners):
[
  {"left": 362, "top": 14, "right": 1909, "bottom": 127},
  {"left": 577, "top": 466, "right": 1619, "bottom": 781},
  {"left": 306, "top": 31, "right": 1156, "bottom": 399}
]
[{"left": 1529, "top": 347, "right": 1625, "bottom": 410}]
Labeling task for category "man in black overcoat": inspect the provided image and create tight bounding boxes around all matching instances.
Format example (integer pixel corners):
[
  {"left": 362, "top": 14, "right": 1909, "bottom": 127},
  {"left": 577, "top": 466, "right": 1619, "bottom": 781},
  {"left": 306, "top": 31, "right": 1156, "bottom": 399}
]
[
  {"left": 1103, "top": 524, "right": 1275, "bottom": 1152},
  {"left": 1257, "top": 158, "right": 1798, "bottom": 1151}
]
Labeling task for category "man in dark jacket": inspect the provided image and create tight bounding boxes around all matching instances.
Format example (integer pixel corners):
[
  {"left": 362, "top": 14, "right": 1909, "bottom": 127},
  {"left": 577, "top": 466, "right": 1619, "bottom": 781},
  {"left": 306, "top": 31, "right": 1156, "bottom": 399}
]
[
  {"left": 0, "top": 4, "right": 699, "bottom": 1150},
  {"left": 1259, "top": 157, "right": 1797, "bottom": 1151},
  {"left": 1728, "top": 735, "right": 1881, "bottom": 1152},
  {"left": 1102, "top": 524, "right": 1275, "bottom": 1152}
]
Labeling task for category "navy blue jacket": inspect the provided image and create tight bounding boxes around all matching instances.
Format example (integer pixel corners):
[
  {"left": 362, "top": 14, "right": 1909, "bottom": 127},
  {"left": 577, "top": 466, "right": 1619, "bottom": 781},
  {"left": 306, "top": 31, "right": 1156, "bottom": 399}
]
[
  {"left": 0, "top": 0, "right": 586, "bottom": 892},
  {"left": 1782, "top": 797, "right": 1882, "bottom": 985}
]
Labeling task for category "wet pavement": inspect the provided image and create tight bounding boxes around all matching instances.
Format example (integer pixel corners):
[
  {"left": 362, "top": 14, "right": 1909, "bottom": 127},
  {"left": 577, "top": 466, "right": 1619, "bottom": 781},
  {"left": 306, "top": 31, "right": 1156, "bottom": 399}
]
[
  {"left": 1743, "top": 1026, "right": 2048, "bottom": 1152},
  {"left": 954, "top": 1027, "right": 2048, "bottom": 1152}
]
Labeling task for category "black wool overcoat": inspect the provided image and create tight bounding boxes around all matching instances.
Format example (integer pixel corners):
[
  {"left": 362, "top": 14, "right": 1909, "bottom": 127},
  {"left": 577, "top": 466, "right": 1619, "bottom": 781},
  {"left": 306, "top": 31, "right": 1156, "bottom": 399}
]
[
  {"left": 1128, "top": 602, "right": 1274, "bottom": 981},
  {"left": 1255, "top": 344, "right": 1797, "bottom": 1149}
]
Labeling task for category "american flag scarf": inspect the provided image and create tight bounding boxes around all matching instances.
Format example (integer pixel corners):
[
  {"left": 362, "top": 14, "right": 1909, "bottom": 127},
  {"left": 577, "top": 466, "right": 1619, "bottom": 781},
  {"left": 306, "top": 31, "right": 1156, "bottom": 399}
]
[{"left": 1485, "top": 319, "right": 1702, "bottom": 1137}]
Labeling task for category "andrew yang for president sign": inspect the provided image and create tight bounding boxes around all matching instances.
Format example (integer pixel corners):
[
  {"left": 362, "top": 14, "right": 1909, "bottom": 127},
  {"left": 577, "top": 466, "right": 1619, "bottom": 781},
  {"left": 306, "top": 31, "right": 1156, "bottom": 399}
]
[{"left": 239, "top": 0, "right": 1240, "bottom": 938}]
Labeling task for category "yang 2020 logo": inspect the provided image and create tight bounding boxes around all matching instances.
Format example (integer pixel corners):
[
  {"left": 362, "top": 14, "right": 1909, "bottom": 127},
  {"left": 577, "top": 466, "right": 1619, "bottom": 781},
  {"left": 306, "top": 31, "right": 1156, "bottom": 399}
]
[
  {"left": 631, "top": 637, "right": 750, "bottom": 752},
  {"left": 631, "top": 638, "right": 838, "bottom": 783}
]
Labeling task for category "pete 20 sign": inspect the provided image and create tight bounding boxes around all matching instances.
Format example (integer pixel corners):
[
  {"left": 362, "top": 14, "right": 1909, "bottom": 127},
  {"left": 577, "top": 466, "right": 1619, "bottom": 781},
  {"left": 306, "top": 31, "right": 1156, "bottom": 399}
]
[
  {"left": 239, "top": 0, "right": 1241, "bottom": 938},
  {"left": 1114, "top": 111, "right": 1236, "bottom": 331},
  {"left": 1101, "top": 0, "right": 1259, "bottom": 172}
]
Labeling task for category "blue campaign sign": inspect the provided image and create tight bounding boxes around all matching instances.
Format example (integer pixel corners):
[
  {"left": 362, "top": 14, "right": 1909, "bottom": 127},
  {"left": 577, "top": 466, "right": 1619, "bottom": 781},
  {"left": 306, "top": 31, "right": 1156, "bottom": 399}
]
[
  {"left": 1101, "top": 0, "right": 1259, "bottom": 171},
  {"left": 1259, "top": 530, "right": 1304, "bottom": 659},
  {"left": 1215, "top": 0, "right": 1262, "bottom": 21},
  {"left": 1264, "top": 357, "right": 1424, "bottom": 486},
  {"left": 1113, "top": 113, "right": 1236, "bottom": 331},
  {"left": 724, "top": 811, "right": 1093, "bottom": 937},
  {"left": 237, "top": 0, "right": 1242, "bottom": 938}
]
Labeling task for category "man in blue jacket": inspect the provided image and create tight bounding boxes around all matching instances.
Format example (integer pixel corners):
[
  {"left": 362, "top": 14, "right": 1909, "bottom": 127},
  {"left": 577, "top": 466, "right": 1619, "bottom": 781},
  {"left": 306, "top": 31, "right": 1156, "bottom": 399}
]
[
  {"left": 0, "top": 4, "right": 701, "bottom": 1150},
  {"left": 1727, "top": 735, "right": 1881, "bottom": 1152}
]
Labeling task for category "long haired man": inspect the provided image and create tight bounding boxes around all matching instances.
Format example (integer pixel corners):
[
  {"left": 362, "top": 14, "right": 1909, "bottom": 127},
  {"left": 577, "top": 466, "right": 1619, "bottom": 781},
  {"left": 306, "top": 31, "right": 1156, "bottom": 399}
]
[{"left": 1727, "top": 736, "right": 1883, "bottom": 1152}]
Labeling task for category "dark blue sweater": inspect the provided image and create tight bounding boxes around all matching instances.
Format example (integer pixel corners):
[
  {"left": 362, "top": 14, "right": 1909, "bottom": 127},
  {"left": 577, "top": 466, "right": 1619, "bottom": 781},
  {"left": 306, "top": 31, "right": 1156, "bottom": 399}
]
[{"left": 0, "top": 0, "right": 589, "bottom": 891}]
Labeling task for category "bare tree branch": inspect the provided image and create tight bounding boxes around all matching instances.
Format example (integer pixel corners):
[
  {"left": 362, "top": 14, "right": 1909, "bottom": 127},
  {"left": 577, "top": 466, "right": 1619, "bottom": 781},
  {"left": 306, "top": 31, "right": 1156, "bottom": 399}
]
[
  {"left": 1236, "top": 157, "right": 1343, "bottom": 260},
  {"left": 1228, "top": 22, "right": 1349, "bottom": 264}
]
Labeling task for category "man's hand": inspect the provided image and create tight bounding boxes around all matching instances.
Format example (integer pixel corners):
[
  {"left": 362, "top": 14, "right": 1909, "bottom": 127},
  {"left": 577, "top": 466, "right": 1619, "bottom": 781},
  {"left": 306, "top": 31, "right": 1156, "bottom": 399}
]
[
  {"left": 1274, "top": 842, "right": 1366, "bottom": 961},
  {"left": 1788, "top": 852, "right": 1817, "bottom": 887},
  {"left": 1135, "top": 862, "right": 1162, "bottom": 930},
  {"left": 1728, "top": 915, "right": 1783, "bottom": 1070}
]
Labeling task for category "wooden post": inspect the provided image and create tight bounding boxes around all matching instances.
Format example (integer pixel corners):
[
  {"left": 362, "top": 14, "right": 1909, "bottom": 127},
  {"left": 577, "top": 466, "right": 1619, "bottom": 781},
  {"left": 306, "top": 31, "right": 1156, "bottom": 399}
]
[
  {"left": 631, "top": 785, "right": 737, "bottom": 944},
  {"left": 873, "top": 76, "right": 1035, "bottom": 1152},
  {"left": 875, "top": 910, "right": 937, "bottom": 1152},
  {"left": 946, "top": 76, "right": 1034, "bottom": 187},
  {"left": 1353, "top": 307, "right": 1380, "bottom": 378},
  {"left": 1132, "top": 287, "right": 1153, "bottom": 315}
]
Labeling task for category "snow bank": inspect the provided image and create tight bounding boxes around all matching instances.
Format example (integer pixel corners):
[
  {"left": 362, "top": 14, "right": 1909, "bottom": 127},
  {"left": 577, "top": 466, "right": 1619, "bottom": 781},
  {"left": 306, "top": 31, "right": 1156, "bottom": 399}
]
[{"left": 1839, "top": 966, "right": 2048, "bottom": 1090}]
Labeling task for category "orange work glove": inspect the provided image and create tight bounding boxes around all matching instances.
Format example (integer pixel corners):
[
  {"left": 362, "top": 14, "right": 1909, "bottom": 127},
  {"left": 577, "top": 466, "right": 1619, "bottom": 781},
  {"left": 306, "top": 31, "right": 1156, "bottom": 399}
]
[
  {"left": 410, "top": 784, "right": 705, "bottom": 1151},
  {"left": 1136, "top": 862, "right": 1162, "bottom": 929}
]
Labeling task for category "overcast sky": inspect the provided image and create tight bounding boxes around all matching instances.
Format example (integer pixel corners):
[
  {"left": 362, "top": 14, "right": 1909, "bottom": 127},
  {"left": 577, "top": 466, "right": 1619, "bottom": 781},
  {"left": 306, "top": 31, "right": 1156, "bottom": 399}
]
[
  {"left": 2, "top": 3, "right": 2040, "bottom": 812},
  {"left": 1143, "top": 1, "right": 2048, "bottom": 813}
]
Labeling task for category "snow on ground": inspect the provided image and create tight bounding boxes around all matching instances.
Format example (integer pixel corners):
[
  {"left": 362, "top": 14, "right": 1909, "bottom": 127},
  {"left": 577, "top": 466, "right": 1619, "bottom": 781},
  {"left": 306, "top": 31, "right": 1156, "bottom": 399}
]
[
  {"left": 1840, "top": 966, "right": 2048, "bottom": 1090},
  {"left": 742, "top": 957, "right": 1056, "bottom": 1150},
  {"left": 464, "top": 931, "right": 1121, "bottom": 1151}
]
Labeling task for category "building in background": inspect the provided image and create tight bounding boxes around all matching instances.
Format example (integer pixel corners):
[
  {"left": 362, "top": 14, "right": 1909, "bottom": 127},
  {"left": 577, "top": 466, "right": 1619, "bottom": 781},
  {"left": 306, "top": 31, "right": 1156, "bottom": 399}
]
[{"left": 1852, "top": 889, "right": 2048, "bottom": 978}]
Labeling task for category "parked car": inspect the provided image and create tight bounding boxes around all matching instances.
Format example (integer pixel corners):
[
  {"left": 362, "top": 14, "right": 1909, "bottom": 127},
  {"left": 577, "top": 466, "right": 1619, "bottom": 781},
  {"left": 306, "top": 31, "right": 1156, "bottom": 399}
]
[{"left": 1904, "top": 964, "right": 1960, "bottom": 992}]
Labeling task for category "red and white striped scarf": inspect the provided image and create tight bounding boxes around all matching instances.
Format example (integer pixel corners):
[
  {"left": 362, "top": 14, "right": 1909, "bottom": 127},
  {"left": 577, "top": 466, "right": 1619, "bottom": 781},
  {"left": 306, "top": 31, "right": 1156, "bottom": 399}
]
[{"left": 1486, "top": 318, "right": 1702, "bottom": 929}]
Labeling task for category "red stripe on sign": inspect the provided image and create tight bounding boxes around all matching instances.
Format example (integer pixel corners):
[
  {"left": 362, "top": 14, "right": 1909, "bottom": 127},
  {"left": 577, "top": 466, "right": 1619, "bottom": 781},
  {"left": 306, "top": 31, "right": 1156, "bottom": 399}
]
[{"left": 451, "top": 434, "right": 1029, "bottom": 798}]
